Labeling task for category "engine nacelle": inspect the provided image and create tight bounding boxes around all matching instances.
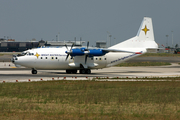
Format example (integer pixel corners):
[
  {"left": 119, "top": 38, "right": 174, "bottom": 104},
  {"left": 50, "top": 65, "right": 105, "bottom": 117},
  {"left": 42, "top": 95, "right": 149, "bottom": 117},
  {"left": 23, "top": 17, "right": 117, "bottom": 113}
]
[
  {"left": 71, "top": 49, "right": 84, "bottom": 56},
  {"left": 88, "top": 49, "right": 107, "bottom": 56},
  {"left": 65, "top": 48, "right": 108, "bottom": 57}
]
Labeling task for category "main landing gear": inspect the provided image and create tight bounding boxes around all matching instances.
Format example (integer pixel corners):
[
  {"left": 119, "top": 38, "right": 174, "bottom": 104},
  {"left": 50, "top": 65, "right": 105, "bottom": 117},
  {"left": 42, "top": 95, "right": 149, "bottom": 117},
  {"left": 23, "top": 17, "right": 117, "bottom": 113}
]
[
  {"left": 79, "top": 69, "right": 91, "bottom": 74},
  {"left": 31, "top": 69, "right": 91, "bottom": 74},
  {"left": 32, "top": 69, "right": 37, "bottom": 74},
  {"left": 66, "top": 69, "right": 91, "bottom": 74},
  {"left": 66, "top": 70, "right": 77, "bottom": 74}
]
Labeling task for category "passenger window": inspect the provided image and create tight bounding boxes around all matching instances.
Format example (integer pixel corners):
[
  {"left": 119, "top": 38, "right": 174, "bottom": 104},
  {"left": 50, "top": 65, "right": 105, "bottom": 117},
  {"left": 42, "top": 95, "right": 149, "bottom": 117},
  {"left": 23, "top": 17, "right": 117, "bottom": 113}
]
[
  {"left": 41, "top": 57, "right": 43, "bottom": 59},
  {"left": 105, "top": 58, "right": 106, "bottom": 60},
  {"left": 91, "top": 57, "right": 93, "bottom": 60},
  {"left": 99, "top": 58, "right": 101, "bottom": 60},
  {"left": 46, "top": 57, "right": 47, "bottom": 59},
  {"left": 52, "top": 57, "right": 54, "bottom": 59},
  {"left": 32, "top": 53, "right": 34, "bottom": 55},
  {"left": 96, "top": 58, "right": 98, "bottom": 60},
  {"left": 56, "top": 57, "right": 58, "bottom": 59}
]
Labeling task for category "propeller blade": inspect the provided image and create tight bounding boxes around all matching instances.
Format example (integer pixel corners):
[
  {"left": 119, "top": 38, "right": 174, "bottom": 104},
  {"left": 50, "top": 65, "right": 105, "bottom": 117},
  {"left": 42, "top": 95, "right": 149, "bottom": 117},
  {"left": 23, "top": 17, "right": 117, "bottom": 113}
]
[
  {"left": 70, "top": 43, "right": 74, "bottom": 50},
  {"left": 65, "top": 44, "right": 68, "bottom": 50},
  {"left": 65, "top": 43, "right": 74, "bottom": 61},
  {"left": 85, "top": 55, "right": 88, "bottom": 64},
  {"left": 65, "top": 54, "right": 69, "bottom": 61},
  {"left": 87, "top": 41, "right": 89, "bottom": 50}
]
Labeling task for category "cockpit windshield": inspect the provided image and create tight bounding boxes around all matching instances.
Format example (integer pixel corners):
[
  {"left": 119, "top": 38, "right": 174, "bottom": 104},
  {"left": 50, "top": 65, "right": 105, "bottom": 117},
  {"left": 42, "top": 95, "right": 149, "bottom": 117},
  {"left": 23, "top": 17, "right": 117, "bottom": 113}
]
[
  {"left": 26, "top": 52, "right": 34, "bottom": 56},
  {"left": 18, "top": 52, "right": 34, "bottom": 56},
  {"left": 21, "top": 52, "right": 27, "bottom": 56}
]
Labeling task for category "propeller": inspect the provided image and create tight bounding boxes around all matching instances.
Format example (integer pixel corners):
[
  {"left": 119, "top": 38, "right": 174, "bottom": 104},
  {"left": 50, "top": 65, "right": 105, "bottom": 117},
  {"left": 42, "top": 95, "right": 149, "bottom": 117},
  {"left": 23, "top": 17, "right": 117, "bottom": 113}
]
[
  {"left": 65, "top": 42, "right": 90, "bottom": 64},
  {"left": 86, "top": 41, "right": 89, "bottom": 50},
  {"left": 65, "top": 43, "right": 74, "bottom": 61},
  {"left": 85, "top": 41, "right": 89, "bottom": 64}
]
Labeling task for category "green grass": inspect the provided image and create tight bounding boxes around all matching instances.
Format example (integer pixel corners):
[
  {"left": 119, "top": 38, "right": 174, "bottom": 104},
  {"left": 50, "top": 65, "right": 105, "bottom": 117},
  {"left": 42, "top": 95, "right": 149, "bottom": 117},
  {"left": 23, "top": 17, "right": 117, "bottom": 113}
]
[
  {"left": 0, "top": 80, "right": 180, "bottom": 119},
  {"left": 96, "top": 76, "right": 180, "bottom": 81},
  {"left": 116, "top": 61, "right": 171, "bottom": 67}
]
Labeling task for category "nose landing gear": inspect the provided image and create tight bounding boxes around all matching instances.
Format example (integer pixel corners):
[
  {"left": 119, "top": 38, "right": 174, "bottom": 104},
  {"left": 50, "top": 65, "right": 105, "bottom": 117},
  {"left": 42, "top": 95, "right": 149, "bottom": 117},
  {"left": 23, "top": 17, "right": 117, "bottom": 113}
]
[{"left": 32, "top": 69, "right": 37, "bottom": 74}]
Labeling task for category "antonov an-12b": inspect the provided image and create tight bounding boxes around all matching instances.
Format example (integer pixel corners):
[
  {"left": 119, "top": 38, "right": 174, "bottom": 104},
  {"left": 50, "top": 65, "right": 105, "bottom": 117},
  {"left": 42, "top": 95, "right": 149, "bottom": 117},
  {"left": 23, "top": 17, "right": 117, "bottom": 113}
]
[{"left": 12, "top": 17, "right": 158, "bottom": 74}]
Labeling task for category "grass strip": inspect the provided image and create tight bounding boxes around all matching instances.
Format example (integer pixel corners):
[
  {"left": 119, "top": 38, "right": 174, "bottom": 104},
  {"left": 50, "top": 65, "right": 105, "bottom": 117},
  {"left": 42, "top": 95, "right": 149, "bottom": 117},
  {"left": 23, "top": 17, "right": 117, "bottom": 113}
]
[
  {"left": 94, "top": 76, "right": 180, "bottom": 81},
  {"left": 0, "top": 80, "right": 180, "bottom": 119}
]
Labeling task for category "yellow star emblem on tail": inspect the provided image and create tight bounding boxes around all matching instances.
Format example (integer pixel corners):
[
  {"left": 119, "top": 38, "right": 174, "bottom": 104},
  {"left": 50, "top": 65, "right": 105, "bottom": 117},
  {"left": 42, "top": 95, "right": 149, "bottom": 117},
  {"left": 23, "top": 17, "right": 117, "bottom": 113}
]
[
  {"left": 35, "top": 52, "right": 40, "bottom": 58},
  {"left": 142, "top": 25, "right": 149, "bottom": 35}
]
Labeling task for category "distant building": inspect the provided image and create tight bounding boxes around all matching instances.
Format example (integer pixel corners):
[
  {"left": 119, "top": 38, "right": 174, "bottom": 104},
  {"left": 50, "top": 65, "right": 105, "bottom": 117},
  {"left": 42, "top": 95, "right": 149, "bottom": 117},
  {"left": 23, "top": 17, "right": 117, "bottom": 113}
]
[
  {"left": 0, "top": 41, "right": 39, "bottom": 52},
  {"left": 45, "top": 41, "right": 85, "bottom": 47},
  {"left": 96, "top": 41, "right": 106, "bottom": 48},
  {"left": 0, "top": 38, "right": 85, "bottom": 52}
]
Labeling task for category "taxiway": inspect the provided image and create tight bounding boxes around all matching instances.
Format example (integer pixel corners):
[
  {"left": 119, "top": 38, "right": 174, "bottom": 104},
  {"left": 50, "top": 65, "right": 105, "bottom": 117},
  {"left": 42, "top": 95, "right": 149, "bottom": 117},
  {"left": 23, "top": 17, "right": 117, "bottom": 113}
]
[{"left": 0, "top": 62, "right": 180, "bottom": 83}]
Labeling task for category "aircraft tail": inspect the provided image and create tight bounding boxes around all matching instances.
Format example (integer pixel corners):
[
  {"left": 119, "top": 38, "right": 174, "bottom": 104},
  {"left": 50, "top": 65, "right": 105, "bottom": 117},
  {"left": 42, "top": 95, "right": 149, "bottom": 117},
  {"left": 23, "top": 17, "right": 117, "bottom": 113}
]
[{"left": 109, "top": 17, "right": 158, "bottom": 50}]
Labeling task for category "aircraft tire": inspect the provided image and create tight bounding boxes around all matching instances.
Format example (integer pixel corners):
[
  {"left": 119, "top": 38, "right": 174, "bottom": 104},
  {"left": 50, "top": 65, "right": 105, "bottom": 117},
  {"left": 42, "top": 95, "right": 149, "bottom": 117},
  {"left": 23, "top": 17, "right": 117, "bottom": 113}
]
[
  {"left": 66, "top": 70, "right": 71, "bottom": 74},
  {"left": 80, "top": 69, "right": 86, "bottom": 74},
  {"left": 32, "top": 69, "right": 37, "bottom": 74},
  {"left": 85, "top": 69, "right": 91, "bottom": 74},
  {"left": 71, "top": 70, "right": 77, "bottom": 74},
  {"left": 66, "top": 70, "right": 77, "bottom": 74}
]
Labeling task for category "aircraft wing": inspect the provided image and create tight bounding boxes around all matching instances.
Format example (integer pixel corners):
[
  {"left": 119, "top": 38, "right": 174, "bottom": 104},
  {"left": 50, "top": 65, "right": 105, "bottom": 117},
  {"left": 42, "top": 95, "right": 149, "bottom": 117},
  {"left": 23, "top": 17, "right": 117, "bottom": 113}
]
[{"left": 102, "top": 48, "right": 135, "bottom": 53}]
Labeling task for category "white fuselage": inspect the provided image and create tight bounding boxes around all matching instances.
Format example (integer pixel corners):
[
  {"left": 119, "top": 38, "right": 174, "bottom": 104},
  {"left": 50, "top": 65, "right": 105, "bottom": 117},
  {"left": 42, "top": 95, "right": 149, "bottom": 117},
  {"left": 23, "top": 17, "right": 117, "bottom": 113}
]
[{"left": 13, "top": 47, "right": 145, "bottom": 70}]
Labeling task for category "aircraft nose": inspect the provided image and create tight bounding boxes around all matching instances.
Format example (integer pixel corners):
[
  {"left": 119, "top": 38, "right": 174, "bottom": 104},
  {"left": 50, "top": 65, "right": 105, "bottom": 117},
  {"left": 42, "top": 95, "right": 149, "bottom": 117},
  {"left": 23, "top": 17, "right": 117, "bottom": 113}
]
[
  {"left": 11, "top": 55, "right": 18, "bottom": 63},
  {"left": 11, "top": 57, "right": 14, "bottom": 63}
]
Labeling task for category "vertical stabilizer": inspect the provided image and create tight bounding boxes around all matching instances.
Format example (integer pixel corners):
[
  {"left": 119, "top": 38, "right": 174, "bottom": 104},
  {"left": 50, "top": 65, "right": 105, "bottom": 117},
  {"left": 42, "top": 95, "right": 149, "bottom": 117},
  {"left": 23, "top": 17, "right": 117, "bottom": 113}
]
[
  {"left": 137, "top": 17, "right": 154, "bottom": 41},
  {"left": 109, "top": 17, "right": 158, "bottom": 49}
]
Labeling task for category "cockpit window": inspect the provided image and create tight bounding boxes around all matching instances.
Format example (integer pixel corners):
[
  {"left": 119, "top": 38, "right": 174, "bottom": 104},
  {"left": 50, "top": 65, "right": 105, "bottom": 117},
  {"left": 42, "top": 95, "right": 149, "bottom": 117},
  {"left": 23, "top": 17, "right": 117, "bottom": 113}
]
[
  {"left": 21, "top": 52, "right": 27, "bottom": 56},
  {"left": 17, "top": 52, "right": 27, "bottom": 57},
  {"left": 25, "top": 52, "right": 35, "bottom": 56}
]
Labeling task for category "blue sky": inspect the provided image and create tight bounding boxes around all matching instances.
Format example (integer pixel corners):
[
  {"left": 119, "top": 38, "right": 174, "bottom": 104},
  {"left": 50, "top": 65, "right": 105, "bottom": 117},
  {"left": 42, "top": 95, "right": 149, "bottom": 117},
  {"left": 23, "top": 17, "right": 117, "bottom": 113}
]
[{"left": 0, "top": 0, "right": 180, "bottom": 47}]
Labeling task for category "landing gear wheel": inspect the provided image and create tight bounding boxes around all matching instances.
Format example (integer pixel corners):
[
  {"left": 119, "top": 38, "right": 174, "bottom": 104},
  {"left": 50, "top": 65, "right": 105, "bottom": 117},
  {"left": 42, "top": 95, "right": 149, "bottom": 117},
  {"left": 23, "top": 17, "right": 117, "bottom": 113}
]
[
  {"left": 72, "top": 70, "right": 77, "bottom": 74},
  {"left": 32, "top": 69, "right": 37, "bottom": 74},
  {"left": 66, "top": 70, "right": 77, "bottom": 74},
  {"left": 66, "top": 70, "right": 71, "bottom": 74},
  {"left": 80, "top": 69, "right": 86, "bottom": 74},
  {"left": 85, "top": 69, "right": 91, "bottom": 74},
  {"left": 80, "top": 69, "right": 91, "bottom": 74}
]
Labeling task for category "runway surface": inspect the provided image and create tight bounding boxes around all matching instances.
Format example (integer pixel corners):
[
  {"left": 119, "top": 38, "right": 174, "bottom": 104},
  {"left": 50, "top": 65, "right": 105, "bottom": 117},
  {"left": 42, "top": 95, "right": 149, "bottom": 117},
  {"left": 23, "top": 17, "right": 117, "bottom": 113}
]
[{"left": 0, "top": 62, "right": 180, "bottom": 83}]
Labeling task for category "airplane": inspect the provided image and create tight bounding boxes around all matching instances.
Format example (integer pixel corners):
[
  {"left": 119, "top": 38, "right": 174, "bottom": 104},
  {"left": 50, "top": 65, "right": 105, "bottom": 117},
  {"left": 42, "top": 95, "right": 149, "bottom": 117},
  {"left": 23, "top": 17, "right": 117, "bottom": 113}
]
[{"left": 12, "top": 17, "right": 158, "bottom": 74}]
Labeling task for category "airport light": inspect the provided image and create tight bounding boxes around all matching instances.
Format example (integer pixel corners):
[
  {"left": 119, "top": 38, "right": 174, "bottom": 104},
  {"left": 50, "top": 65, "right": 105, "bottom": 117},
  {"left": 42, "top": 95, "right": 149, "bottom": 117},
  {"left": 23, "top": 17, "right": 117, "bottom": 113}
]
[
  {"left": 166, "top": 35, "right": 168, "bottom": 47},
  {"left": 171, "top": 31, "right": 173, "bottom": 48},
  {"left": 109, "top": 35, "right": 112, "bottom": 47},
  {"left": 107, "top": 31, "right": 110, "bottom": 47}
]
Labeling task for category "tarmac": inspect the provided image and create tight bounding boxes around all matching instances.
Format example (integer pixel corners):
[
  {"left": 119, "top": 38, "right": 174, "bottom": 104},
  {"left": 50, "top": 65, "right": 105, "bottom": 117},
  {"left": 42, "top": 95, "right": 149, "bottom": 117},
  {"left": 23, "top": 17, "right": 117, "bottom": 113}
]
[
  {"left": 1, "top": 53, "right": 180, "bottom": 82},
  {"left": 0, "top": 61, "right": 180, "bottom": 83}
]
